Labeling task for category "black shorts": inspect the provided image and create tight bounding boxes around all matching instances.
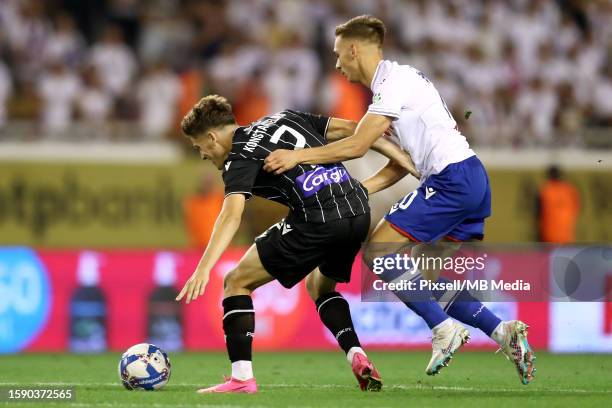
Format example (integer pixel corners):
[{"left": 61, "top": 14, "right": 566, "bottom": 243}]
[{"left": 255, "top": 213, "right": 371, "bottom": 288}]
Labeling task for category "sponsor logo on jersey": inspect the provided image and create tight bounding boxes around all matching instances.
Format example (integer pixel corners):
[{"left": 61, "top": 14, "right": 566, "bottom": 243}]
[{"left": 296, "top": 166, "right": 350, "bottom": 197}]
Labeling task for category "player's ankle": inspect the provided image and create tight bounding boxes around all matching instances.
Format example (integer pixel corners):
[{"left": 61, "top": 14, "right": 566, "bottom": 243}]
[
  {"left": 231, "top": 360, "right": 254, "bottom": 381},
  {"left": 346, "top": 346, "right": 367, "bottom": 363},
  {"left": 490, "top": 321, "right": 506, "bottom": 345},
  {"left": 432, "top": 318, "right": 453, "bottom": 332}
]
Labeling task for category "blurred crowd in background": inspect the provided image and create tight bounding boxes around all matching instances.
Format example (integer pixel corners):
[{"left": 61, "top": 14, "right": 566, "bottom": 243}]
[{"left": 0, "top": 0, "right": 611, "bottom": 146}]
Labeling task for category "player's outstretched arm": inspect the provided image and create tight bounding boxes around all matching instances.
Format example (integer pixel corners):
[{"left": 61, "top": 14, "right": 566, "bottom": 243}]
[
  {"left": 325, "top": 118, "right": 358, "bottom": 140},
  {"left": 326, "top": 117, "right": 419, "bottom": 178},
  {"left": 263, "top": 113, "right": 392, "bottom": 174},
  {"left": 361, "top": 159, "right": 411, "bottom": 195},
  {"left": 176, "top": 193, "right": 245, "bottom": 304}
]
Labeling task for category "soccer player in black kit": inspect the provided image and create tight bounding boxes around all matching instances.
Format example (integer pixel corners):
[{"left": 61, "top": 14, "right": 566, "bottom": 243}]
[{"left": 175, "top": 95, "right": 416, "bottom": 394}]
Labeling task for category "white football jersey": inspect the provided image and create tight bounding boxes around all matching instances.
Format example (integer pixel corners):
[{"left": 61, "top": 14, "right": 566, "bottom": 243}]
[{"left": 368, "top": 60, "right": 475, "bottom": 181}]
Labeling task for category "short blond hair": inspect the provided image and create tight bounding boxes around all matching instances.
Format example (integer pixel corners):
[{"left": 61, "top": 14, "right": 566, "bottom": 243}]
[
  {"left": 181, "top": 95, "right": 236, "bottom": 138},
  {"left": 335, "top": 15, "right": 386, "bottom": 46}
]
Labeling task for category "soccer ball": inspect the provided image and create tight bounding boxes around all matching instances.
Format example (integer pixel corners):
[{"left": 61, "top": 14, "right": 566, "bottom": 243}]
[{"left": 118, "top": 343, "right": 171, "bottom": 390}]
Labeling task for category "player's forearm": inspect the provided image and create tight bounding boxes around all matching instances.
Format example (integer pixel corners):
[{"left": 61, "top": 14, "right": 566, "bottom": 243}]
[
  {"left": 325, "top": 118, "right": 358, "bottom": 141},
  {"left": 326, "top": 118, "right": 419, "bottom": 178},
  {"left": 194, "top": 209, "right": 242, "bottom": 276},
  {"left": 361, "top": 160, "right": 409, "bottom": 195},
  {"left": 297, "top": 135, "right": 370, "bottom": 165},
  {"left": 370, "top": 138, "right": 420, "bottom": 179}
]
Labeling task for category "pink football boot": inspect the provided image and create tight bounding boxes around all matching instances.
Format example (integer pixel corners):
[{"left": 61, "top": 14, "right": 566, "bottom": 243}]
[
  {"left": 351, "top": 353, "right": 382, "bottom": 391},
  {"left": 197, "top": 376, "right": 258, "bottom": 394}
]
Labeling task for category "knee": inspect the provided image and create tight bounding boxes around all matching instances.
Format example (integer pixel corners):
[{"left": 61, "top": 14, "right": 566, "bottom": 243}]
[
  {"left": 306, "top": 271, "right": 337, "bottom": 302},
  {"left": 223, "top": 268, "right": 248, "bottom": 295}
]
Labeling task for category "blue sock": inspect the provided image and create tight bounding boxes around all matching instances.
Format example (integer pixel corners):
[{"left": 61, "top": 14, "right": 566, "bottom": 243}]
[
  {"left": 376, "top": 255, "right": 449, "bottom": 330},
  {"left": 433, "top": 277, "right": 501, "bottom": 336}
]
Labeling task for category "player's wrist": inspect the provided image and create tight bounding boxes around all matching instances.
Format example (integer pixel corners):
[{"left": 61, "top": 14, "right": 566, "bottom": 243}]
[
  {"left": 294, "top": 149, "right": 306, "bottom": 165},
  {"left": 194, "top": 265, "right": 211, "bottom": 278}
]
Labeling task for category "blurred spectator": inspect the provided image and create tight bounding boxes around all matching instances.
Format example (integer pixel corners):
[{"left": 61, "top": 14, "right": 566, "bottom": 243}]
[
  {"left": 431, "top": 2, "right": 476, "bottom": 48},
  {"left": 43, "top": 13, "right": 85, "bottom": 68},
  {"left": 496, "top": 40, "right": 523, "bottom": 93},
  {"left": 89, "top": 25, "right": 137, "bottom": 97},
  {"left": 266, "top": 34, "right": 320, "bottom": 111},
  {"left": 592, "top": 59, "right": 612, "bottom": 126},
  {"left": 106, "top": 0, "right": 141, "bottom": 49},
  {"left": 587, "top": 0, "right": 612, "bottom": 42},
  {"left": 536, "top": 165, "right": 580, "bottom": 243},
  {"left": 183, "top": 174, "right": 225, "bottom": 249},
  {"left": 138, "top": 7, "right": 193, "bottom": 65},
  {"left": 555, "top": 12, "right": 581, "bottom": 53},
  {"left": 233, "top": 69, "right": 271, "bottom": 126},
  {"left": 5, "top": 81, "right": 39, "bottom": 125},
  {"left": 136, "top": 62, "right": 181, "bottom": 139},
  {"left": 37, "top": 61, "right": 80, "bottom": 134},
  {"left": 77, "top": 66, "right": 113, "bottom": 124},
  {"left": 536, "top": 42, "right": 572, "bottom": 86},
  {"left": 0, "top": 61, "right": 12, "bottom": 129},
  {"left": 320, "top": 69, "right": 368, "bottom": 123},
  {"left": 3, "top": 0, "right": 51, "bottom": 82},
  {"left": 463, "top": 89, "right": 499, "bottom": 146},
  {"left": 461, "top": 44, "right": 500, "bottom": 95},
  {"left": 516, "top": 77, "right": 558, "bottom": 145},
  {"left": 395, "top": 0, "right": 440, "bottom": 47},
  {"left": 188, "top": 0, "right": 227, "bottom": 60},
  {"left": 554, "top": 82, "right": 586, "bottom": 144},
  {"left": 177, "top": 66, "right": 206, "bottom": 126},
  {"left": 475, "top": 7, "right": 505, "bottom": 59},
  {"left": 507, "top": 1, "right": 555, "bottom": 79},
  {"left": 208, "top": 40, "right": 245, "bottom": 100}
]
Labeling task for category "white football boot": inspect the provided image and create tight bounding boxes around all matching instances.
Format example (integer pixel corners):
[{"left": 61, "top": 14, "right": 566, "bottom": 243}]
[
  {"left": 426, "top": 320, "right": 470, "bottom": 375},
  {"left": 496, "top": 320, "right": 536, "bottom": 385}
]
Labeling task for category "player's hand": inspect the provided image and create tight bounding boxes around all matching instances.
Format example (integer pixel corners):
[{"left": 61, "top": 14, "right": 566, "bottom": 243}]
[
  {"left": 175, "top": 269, "right": 209, "bottom": 304},
  {"left": 264, "top": 149, "right": 299, "bottom": 174}
]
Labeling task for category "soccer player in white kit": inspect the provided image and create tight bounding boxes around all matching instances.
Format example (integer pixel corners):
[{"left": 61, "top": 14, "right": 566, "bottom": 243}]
[{"left": 264, "top": 15, "right": 535, "bottom": 384}]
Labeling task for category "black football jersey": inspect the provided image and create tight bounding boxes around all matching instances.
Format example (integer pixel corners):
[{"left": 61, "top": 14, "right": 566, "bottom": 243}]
[{"left": 222, "top": 110, "right": 369, "bottom": 223}]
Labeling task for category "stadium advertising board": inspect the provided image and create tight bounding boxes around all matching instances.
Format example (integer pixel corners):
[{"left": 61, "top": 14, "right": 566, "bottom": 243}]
[
  {"left": 0, "top": 162, "right": 206, "bottom": 248},
  {"left": 0, "top": 163, "right": 610, "bottom": 247},
  {"left": 2, "top": 247, "right": 610, "bottom": 353}
]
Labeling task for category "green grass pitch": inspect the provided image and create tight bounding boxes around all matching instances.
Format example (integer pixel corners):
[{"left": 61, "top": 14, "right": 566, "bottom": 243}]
[{"left": 1, "top": 351, "right": 611, "bottom": 407}]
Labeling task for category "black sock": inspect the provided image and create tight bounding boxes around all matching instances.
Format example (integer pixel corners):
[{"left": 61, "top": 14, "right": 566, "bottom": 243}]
[
  {"left": 315, "top": 292, "right": 361, "bottom": 354},
  {"left": 222, "top": 295, "right": 255, "bottom": 362}
]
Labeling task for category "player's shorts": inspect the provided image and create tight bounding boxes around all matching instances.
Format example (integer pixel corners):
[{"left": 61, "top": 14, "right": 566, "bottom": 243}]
[
  {"left": 255, "top": 213, "right": 371, "bottom": 288},
  {"left": 384, "top": 155, "right": 491, "bottom": 243}
]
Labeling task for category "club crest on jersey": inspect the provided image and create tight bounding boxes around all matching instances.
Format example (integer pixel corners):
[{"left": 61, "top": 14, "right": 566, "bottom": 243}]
[
  {"left": 372, "top": 93, "right": 381, "bottom": 103},
  {"left": 296, "top": 166, "right": 349, "bottom": 197}
]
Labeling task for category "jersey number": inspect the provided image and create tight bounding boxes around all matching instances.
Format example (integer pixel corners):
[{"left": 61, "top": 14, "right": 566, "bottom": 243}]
[
  {"left": 388, "top": 190, "right": 418, "bottom": 214},
  {"left": 270, "top": 125, "right": 307, "bottom": 149}
]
